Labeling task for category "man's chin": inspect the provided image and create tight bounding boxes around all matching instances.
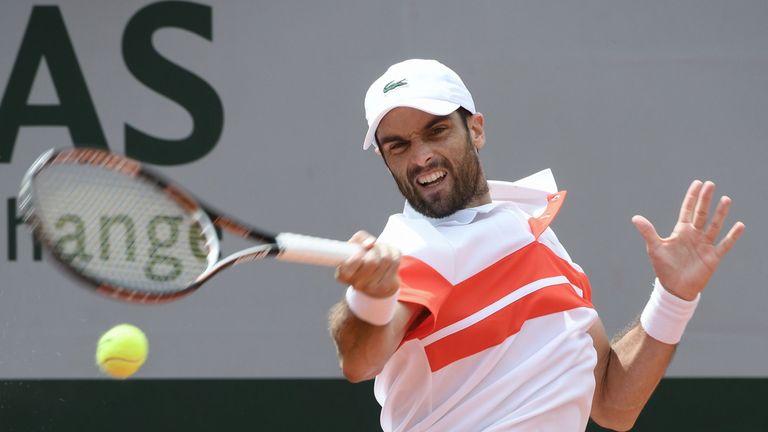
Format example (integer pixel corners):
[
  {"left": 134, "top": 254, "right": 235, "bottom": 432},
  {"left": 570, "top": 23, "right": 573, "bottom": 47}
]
[{"left": 409, "top": 199, "right": 459, "bottom": 219}]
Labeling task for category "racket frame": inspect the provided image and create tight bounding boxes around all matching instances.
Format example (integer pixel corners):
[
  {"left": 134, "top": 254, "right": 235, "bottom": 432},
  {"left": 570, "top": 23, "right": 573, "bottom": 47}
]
[{"left": 19, "top": 148, "right": 284, "bottom": 303}]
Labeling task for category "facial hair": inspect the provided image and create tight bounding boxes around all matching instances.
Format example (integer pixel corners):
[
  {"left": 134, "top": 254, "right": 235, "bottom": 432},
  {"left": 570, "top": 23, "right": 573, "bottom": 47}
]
[{"left": 393, "top": 137, "right": 489, "bottom": 218}]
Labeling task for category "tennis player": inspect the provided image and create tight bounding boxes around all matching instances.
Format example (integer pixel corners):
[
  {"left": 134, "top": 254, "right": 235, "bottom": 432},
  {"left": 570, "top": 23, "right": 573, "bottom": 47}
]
[{"left": 328, "top": 59, "right": 744, "bottom": 431}]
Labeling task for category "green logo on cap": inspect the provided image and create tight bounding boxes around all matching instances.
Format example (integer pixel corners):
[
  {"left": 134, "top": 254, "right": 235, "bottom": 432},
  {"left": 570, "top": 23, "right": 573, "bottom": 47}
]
[{"left": 383, "top": 79, "right": 408, "bottom": 94}]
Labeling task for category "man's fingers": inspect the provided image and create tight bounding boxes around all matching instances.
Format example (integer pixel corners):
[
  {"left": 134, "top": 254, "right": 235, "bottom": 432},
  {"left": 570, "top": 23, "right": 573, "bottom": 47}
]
[
  {"left": 348, "top": 230, "right": 376, "bottom": 248},
  {"left": 336, "top": 239, "right": 401, "bottom": 298},
  {"left": 346, "top": 244, "right": 382, "bottom": 283},
  {"left": 355, "top": 244, "right": 399, "bottom": 295},
  {"left": 336, "top": 254, "right": 364, "bottom": 284},
  {"left": 678, "top": 180, "right": 703, "bottom": 224},
  {"left": 692, "top": 181, "right": 715, "bottom": 230},
  {"left": 704, "top": 196, "right": 731, "bottom": 243},
  {"left": 716, "top": 221, "right": 745, "bottom": 258},
  {"left": 632, "top": 215, "right": 661, "bottom": 249},
  {"left": 372, "top": 245, "right": 401, "bottom": 289},
  {"left": 336, "top": 233, "right": 374, "bottom": 282},
  {"left": 337, "top": 231, "right": 378, "bottom": 280}
]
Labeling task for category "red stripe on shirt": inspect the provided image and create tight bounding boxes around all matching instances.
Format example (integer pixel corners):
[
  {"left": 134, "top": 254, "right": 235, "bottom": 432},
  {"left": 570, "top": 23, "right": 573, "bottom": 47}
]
[
  {"left": 398, "top": 242, "right": 592, "bottom": 370},
  {"left": 424, "top": 283, "right": 590, "bottom": 371}
]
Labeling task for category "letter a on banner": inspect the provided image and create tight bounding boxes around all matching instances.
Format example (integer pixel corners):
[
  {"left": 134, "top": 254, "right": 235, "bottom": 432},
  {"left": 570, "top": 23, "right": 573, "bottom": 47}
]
[{"left": 0, "top": 6, "right": 108, "bottom": 163}]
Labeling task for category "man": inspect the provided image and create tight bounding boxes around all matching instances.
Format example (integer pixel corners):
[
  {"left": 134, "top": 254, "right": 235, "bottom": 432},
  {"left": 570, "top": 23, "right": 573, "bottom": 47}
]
[{"left": 328, "top": 59, "right": 744, "bottom": 431}]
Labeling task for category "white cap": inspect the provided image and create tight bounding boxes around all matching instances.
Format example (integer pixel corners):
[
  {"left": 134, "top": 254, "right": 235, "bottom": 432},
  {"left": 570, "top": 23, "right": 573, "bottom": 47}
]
[{"left": 362, "top": 59, "right": 476, "bottom": 150}]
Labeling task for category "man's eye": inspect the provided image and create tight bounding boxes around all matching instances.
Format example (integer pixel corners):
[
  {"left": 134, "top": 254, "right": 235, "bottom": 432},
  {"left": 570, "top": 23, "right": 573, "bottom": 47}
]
[
  {"left": 431, "top": 126, "right": 447, "bottom": 135},
  {"left": 387, "top": 142, "right": 407, "bottom": 154}
]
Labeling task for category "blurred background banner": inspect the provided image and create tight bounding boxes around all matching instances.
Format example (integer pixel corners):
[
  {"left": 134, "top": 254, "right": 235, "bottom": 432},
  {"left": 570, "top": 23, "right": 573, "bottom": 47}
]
[{"left": 1, "top": 0, "right": 765, "bottom": 383}]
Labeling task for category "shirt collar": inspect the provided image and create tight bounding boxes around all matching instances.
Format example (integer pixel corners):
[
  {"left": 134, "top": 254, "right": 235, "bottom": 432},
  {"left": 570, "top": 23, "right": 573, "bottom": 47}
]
[
  {"left": 403, "top": 201, "right": 507, "bottom": 226},
  {"left": 402, "top": 168, "right": 558, "bottom": 226}
]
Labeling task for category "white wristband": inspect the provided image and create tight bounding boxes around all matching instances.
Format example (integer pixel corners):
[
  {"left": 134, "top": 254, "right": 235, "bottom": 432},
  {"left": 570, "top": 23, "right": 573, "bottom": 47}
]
[
  {"left": 345, "top": 286, "right": 399, "bottom": 326},
  {"left": 640, "top": 278, "right": 700, "bottom": 345}
]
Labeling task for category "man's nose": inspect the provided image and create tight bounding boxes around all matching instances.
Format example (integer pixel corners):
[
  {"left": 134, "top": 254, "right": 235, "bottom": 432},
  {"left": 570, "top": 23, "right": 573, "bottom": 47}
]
[{"left": 411, "top": 139, "right": 434, "bottom": 166}]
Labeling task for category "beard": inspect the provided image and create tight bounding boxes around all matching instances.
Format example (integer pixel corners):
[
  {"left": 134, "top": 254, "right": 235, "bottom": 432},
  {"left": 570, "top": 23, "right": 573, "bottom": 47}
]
[{"left": 392, "top": 138, "right": 489, "bottom": 218}]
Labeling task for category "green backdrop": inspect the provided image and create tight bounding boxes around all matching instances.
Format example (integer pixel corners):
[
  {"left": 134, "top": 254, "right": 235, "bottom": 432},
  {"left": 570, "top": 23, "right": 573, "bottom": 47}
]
[{"left": 1, "top": 378, "right": 765, "bottom": 431}]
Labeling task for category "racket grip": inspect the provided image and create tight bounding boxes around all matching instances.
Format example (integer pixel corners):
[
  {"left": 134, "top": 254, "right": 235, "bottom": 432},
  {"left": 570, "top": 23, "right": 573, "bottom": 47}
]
[{"left": 275, "top": 233, "right": 360, "bottom": 267}]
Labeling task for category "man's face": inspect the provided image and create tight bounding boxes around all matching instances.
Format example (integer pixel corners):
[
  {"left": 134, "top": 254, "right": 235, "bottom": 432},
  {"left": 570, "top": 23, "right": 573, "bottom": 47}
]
[{"left": 376, "top": 107, "right": 490, "bottom": 218}]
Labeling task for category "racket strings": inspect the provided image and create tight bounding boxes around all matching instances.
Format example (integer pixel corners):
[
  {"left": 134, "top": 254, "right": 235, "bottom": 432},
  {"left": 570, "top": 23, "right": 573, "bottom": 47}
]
[{"left": 31, "top": 164, "right": 214, "bottom": 294}]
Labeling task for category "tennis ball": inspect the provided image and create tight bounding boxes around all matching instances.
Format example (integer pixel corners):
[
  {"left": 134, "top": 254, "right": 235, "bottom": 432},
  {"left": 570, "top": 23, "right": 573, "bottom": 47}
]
[{"left": 96, "top": 323, "right": 148, "bottom": 379}]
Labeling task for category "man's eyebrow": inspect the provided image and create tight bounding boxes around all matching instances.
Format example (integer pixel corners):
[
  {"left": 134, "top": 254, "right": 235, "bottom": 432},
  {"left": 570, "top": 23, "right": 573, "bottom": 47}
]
[
  {"left": 377, "top": 114, "right": 452, "bottom": 145},
  {"left": 423, "top": 115, "right": 452, "bottom": 131}
]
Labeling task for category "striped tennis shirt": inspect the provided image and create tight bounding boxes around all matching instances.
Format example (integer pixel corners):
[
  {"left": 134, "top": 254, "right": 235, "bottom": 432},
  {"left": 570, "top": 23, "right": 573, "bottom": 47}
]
[{"left": 374, "top": 169, "right": 598, "bottom": 432}]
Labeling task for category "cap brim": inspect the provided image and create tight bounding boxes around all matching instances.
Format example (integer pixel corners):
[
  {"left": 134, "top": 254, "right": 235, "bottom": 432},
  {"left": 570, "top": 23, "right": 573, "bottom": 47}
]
[{"left": 362, "top": 99, "right": 460, "bottom": 150}]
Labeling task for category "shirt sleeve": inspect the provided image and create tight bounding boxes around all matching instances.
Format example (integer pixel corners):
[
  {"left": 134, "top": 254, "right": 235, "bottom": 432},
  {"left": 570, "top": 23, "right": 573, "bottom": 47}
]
[
  {"left": 377, "top": 215, "right": 455, "bottom": 334},
  {"left": 397, "top": 255, "right": 453, "bottom": 330}
]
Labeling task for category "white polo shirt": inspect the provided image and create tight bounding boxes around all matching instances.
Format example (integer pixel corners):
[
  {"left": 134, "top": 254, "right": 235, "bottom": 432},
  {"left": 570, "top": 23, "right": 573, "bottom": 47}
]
[{"left": 374, "top": 169, "right": 598, "bottom": 432}]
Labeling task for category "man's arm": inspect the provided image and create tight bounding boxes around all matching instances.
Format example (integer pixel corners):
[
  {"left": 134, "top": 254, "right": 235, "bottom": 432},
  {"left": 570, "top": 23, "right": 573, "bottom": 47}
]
[
  {"left": 590, "top": 180, "right": 744, "bottom": 431},
  {"left": 589, "top": 318, "right": 675, "bottom": 431},
  {"left": 329, "top": 300, "right": 422, "bottom": 382},
  {"left": 328, "top": 231, "right": 423, "bottom": 382}
]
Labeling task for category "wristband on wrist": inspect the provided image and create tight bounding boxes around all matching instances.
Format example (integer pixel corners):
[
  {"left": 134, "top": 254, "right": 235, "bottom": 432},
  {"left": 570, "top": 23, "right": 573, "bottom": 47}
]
[
  {"left": 640, "top": 278, "right": 700, "bottom": 345},
  {"left": 345, "top": 286, "right": 399, "bottom": 326}
]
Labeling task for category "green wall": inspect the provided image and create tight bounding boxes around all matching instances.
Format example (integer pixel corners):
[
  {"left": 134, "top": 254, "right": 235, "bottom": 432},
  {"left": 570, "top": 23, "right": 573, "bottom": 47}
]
[{"left": 1, "top": 378, "right": 765, "bottom": 431}]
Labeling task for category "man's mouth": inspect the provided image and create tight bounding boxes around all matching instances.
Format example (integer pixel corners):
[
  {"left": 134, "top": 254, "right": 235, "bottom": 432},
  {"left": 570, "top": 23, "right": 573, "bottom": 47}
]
[{"left": 416, "top": 170, "right": 447, "bottom": 188}]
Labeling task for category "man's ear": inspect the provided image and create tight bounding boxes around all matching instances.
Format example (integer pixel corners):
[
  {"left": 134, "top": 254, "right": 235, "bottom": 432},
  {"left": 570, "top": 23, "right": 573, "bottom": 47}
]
[
  {"left": 468, "top": 113, "right": 486, "bottom": 151},
  {"left": 375, "top": 146, "right": 394, "bottom": 175}
]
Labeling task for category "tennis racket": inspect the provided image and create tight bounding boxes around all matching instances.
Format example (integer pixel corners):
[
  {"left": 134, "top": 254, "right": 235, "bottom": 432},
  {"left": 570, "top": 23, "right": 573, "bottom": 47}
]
[{"left": 18, "top": 148, "right": 360, "bottom": 304}]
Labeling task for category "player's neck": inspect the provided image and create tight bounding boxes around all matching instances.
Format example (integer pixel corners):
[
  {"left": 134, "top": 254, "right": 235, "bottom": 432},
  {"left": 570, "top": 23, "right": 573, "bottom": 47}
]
[{"left": 464, "top": 178, "right": 492, "bottom": 209}]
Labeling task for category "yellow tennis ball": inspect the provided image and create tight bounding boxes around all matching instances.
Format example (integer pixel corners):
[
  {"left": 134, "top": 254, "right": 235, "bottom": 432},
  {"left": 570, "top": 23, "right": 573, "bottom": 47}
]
[{"left": 96, "top": 324, "right": 148, "bottom": 379}]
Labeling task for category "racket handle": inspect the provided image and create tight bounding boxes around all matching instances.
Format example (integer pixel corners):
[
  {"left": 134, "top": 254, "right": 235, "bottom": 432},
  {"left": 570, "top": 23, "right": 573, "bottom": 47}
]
[{"left": 276, "top": 233, "right": 360, "bottom": 267}]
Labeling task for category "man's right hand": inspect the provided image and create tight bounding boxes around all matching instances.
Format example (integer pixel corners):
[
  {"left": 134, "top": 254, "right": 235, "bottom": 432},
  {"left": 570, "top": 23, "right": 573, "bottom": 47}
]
[
  {"left": 335, "top": 230, "right": 401, "bottom": 298},
  {"left": 330, "top": 231, "right": 415, "bottom": 381}
]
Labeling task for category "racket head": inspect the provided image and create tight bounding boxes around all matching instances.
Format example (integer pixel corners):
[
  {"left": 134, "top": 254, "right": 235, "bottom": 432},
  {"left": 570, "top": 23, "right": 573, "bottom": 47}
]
[{"left": 18, "top": 148, "right": 221, "bottom": 303}]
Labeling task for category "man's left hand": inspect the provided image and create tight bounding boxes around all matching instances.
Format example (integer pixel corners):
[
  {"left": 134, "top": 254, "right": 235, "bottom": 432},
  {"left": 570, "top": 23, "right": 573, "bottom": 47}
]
[{"left": 632, "top": 180, "right": 746, "bottom": 300}]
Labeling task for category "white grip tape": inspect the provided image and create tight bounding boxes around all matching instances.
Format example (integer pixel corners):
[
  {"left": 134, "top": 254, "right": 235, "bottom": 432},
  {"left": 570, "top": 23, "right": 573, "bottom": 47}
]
[
  {"left": 345, "top": 286, "right": 399, "bottom": 326},
  {"left": 640, "top": 278, "right": 700, "bottom": 345},
  {"left": 276, "top": 233, "right": 360, "bottom": 267}
]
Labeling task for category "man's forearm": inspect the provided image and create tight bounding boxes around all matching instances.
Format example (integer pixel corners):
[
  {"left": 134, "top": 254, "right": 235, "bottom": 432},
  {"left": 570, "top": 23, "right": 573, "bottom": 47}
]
[
  {"left": 329, "top": 301, "right": 416, "bottom": 382},
  {"left": 596, "top": 323, "right": 677, "bottom": 429}
]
